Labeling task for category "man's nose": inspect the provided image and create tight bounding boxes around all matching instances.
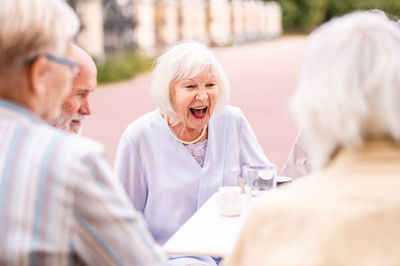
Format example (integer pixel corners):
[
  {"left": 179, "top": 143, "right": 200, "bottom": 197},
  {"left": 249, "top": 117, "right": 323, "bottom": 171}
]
[{"left": 78, "top": 99, "right": 91, "bottom": 115}]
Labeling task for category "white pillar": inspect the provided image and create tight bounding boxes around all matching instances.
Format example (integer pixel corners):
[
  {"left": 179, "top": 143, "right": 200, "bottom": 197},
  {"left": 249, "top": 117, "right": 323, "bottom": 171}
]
[
  {"left": 209, "top": 0, "right": 231, "bottom": 46},
  {"left": 76, "top": 0, "right": 104, "bottom": 58},
  {"left": 133, "top": 0, "right": 156, "bottom": 52},
  {"left": 180, "top": 0, "right": 208, "bottom": 43},
  {"left": 156, "top": 0, "right": 179, "bottom": 46},
  {"left": 265, "top": 2, "right": 282, "bottom": 37},
  {"left": 231, "top": 0, "right": 244, "bottom": 40},
  {"left": 243, "top": 0, "right": 259, "bottom": 39},
  {"left": 255, "top": 1, "right": 265, "bottom": 36}
]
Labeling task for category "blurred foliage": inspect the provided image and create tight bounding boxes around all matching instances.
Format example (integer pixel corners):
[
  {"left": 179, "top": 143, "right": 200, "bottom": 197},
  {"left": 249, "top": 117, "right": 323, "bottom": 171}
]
[
  {"left": 266, "top": 0, "right": 400, "bottom": 32},
  {"left": 67, "top": 0, "right": 76, "bottom": 8},
  {"left": 95, "top": 49, "right": 153, "bottom": 84},
  {"left": 67, "top": 0, "right": 119, "bottom": 8}
]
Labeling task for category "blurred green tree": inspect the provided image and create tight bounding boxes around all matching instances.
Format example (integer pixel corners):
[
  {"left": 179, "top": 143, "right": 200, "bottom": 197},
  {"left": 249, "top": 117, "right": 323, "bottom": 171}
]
[
  {"left": 266, "top": 0, "right": 400, "bottom": 32},
  {"left": 67, "top": 0, "right": 76, "bottom": 8}
]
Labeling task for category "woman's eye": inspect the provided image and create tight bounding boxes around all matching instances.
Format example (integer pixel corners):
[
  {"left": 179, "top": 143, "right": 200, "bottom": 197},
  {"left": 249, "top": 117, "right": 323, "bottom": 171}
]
[
  {"left": 206, "top": 83, "right": 216, "bottom": 87},
  {"left": 185, "top": 85, "right": 196, "bottom": 89}
]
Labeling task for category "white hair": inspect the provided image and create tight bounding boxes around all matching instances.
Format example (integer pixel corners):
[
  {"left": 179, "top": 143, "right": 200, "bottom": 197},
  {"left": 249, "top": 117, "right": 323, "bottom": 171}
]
[
  {"left": 0, "top": 0, "right": 80, "bottom": 67},
  {"left": 150, "top": 40, "right": 230, "bottom": 116},
  {"left": 291, "top": 10, "right": 400, "bottom": 169}
]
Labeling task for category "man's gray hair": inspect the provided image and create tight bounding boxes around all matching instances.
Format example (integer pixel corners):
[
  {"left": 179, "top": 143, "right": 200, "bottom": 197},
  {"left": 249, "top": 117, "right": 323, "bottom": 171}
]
[
  {"left": 0, "top": 0, "right": 79, "bottom": 68},
  {"left": 150, "top": 40, "right": 230, "bottom": 117},
  {"left": 291, "top": 10, "right": 400, "bottom": 169}
]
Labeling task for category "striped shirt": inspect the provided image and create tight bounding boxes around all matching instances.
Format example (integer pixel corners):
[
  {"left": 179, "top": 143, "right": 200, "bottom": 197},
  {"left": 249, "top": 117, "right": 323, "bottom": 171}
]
[{"left": 0, "top": 99, "right": 167, "bottom": 266}]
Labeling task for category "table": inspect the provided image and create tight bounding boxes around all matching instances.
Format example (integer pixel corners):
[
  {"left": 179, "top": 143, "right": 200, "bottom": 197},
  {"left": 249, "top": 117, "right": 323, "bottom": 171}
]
[{"left": 162, "top": 193, "right": 248, "bottom": 258}]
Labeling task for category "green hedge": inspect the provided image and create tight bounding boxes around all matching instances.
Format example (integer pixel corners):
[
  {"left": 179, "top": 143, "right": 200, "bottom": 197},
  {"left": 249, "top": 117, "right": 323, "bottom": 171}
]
[
  {"left": 95, "top": 49, "right": 153, "bottom": 84},
  {"left": 267, "top": 0, "right": 400, "bottom": 32}
]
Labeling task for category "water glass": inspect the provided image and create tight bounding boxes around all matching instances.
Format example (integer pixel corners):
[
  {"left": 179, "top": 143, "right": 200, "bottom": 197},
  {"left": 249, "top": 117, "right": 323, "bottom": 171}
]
[{"left": 243, "top": 164, "right": 277, "bottom": 197}]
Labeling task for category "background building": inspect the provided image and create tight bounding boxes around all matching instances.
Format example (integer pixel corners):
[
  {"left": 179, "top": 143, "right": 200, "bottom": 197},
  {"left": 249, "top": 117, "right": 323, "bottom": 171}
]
[{"left": 70, "top": 0, "right": 282, "bottom": 57}]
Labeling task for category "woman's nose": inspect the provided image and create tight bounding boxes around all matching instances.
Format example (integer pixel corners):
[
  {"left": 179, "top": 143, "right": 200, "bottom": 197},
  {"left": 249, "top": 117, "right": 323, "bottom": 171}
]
[{"left": 196, "top": 88, "right": 208, "bottom": 101}]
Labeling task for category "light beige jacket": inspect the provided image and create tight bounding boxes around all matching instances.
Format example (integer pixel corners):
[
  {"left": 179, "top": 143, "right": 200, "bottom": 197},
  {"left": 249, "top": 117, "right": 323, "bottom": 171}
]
[{"left": 227, "top": 139, "right": 400, "bottom": 266}]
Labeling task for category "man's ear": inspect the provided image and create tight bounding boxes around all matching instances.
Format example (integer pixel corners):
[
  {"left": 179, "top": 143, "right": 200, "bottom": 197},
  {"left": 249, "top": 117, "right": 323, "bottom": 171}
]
[{"left": 28, "top": 56, "right": 48, "bottom": 96}]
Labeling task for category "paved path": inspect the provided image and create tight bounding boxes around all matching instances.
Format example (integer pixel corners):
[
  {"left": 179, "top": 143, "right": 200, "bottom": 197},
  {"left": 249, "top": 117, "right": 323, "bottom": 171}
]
[{"left": 83, "top": 36, "right": 307, "bottom": 168}]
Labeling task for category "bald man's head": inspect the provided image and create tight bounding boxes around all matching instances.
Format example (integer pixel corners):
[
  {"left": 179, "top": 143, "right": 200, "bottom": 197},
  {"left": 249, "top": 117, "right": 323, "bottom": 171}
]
[{"left": 51, "top": 44, "right": 97, "bottom": 133}]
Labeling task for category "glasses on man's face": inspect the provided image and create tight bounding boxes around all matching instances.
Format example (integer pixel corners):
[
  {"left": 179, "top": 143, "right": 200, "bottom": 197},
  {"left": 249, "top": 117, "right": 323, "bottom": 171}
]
[{"left": 25, "top": 53, "right": 81, "bottom": 78}]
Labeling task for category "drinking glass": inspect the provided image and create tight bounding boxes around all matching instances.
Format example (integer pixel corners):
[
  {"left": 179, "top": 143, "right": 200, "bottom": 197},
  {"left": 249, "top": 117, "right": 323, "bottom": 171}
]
[{"left": 243, "top": 164, "right": 277, "bottom": 197}]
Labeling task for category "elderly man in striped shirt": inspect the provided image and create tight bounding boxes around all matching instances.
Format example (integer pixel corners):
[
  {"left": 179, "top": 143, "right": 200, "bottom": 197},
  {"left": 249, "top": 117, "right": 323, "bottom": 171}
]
[{"left": 0, "top": 0, "right": 167, "bottom": 265}]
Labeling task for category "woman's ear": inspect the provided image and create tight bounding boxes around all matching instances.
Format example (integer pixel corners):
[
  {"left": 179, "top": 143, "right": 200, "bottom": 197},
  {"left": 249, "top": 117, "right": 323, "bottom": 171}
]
[{"left": 28, "top": 56, "right": 48, "bottom": 96}]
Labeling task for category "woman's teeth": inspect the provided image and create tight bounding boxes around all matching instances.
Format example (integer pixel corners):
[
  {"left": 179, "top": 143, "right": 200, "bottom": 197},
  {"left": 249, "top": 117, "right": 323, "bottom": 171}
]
[{"left": 190, "top": 107, "right": 207, "bottom": 117}]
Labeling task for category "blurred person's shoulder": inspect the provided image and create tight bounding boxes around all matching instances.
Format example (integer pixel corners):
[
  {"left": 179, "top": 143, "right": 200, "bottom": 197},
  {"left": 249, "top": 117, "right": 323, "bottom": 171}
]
[
  {"left": 251, "top": 163, "right": 395, "bottom": 215},
  {"left": 253, "top": 171, "right": 330, "bottom": 209},
  {"left": 36, "top": 122, "right": 107, "bottom": 162}
]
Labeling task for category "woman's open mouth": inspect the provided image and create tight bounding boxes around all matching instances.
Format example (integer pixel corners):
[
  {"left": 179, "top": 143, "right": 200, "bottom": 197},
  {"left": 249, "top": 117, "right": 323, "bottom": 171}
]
[{"left": 190, "top": 106, "right": 207, "bottom": 119}]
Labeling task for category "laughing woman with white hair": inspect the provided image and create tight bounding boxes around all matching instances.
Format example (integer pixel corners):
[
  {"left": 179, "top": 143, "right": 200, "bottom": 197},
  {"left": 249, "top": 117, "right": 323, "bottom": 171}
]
[
  {"left": 114, "top": 41, "right": 271, "bottom": 266},
  {"left": 226, "top": 10, "right": 400, "bottom": 266}
]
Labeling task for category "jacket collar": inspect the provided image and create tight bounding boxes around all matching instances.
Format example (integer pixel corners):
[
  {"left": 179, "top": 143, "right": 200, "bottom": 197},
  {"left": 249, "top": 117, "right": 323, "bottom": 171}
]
[{"left": 326, "top": 139, "right": 400, "bottom": 174}]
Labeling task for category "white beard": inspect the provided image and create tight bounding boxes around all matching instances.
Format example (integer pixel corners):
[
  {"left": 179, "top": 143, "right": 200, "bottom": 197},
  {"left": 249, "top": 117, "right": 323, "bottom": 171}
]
[
  {"left": 66, "top": 113, "right": 85, "bottom": 134},
  {"left": 51, "top": 113, "right": 85, "bottom": 134}
]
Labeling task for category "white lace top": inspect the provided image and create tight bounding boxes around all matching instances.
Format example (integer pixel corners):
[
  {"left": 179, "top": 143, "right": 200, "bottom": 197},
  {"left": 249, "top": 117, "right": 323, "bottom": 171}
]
[{"left": 186, "top": 140, "right": 208, "bottom": 167}]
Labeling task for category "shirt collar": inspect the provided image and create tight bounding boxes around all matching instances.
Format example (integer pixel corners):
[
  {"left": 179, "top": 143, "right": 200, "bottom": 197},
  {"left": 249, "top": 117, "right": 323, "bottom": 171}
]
[{"left": 0, "top": 98, "right": 45, "bottom": 125}]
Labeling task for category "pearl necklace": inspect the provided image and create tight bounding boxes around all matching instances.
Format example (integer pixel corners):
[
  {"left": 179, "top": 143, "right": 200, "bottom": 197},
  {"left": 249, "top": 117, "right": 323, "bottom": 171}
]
[{"left": 164, "top": 116, "right": 207, "bottom": 145}]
